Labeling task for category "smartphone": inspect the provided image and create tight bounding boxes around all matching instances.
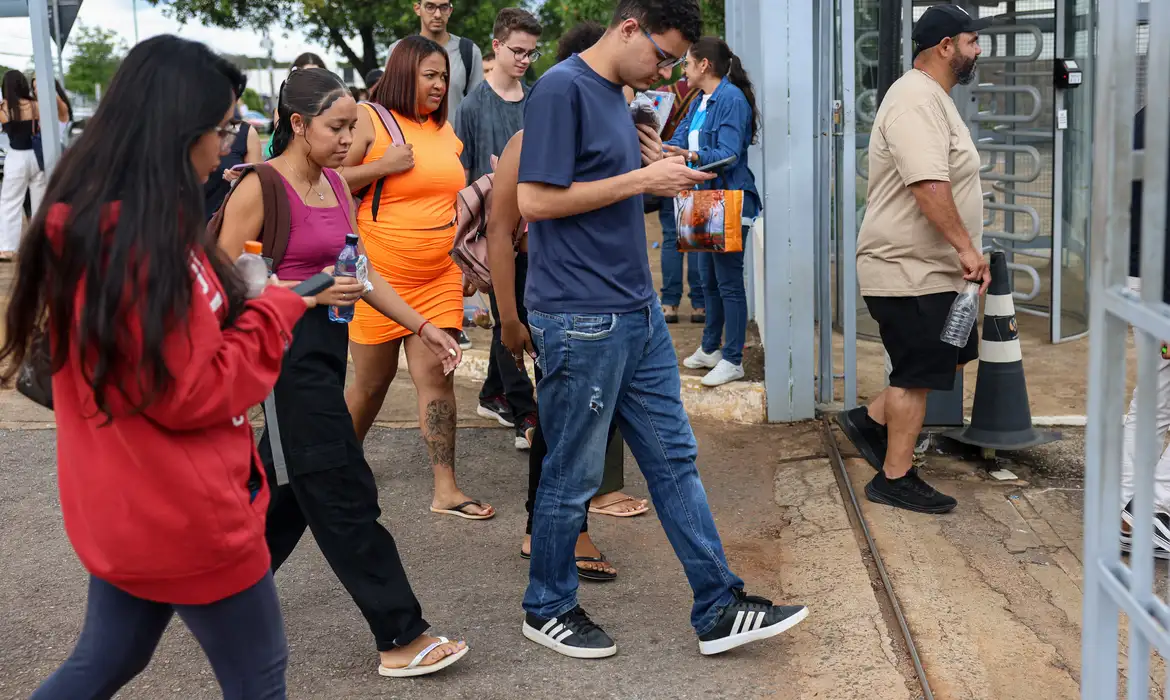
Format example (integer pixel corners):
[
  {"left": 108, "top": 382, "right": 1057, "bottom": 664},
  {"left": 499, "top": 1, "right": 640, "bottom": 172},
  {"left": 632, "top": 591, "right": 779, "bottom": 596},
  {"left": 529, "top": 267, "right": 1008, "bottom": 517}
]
[
  {"left": 696, "top": 155, "right": 738, "bottom": 173},
  {"left": 291, "top": 272, "right": 335, "bottom": 298}
]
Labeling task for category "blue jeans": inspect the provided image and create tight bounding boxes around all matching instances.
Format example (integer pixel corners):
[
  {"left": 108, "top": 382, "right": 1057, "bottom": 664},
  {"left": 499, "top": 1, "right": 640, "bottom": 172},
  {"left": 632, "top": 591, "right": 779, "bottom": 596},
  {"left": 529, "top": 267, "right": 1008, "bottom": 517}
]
[
  {"left": 699, "top": 228, "right": 749, "bottom": 365},
  {"left": 524, "top": 303, "right": 743, "bottom": 634},
  {"left": 32, "top": 573, "right": 287, "bottom": 699},
  {"left": 659, "top": 200, "right": 704, "bottom": 309}
]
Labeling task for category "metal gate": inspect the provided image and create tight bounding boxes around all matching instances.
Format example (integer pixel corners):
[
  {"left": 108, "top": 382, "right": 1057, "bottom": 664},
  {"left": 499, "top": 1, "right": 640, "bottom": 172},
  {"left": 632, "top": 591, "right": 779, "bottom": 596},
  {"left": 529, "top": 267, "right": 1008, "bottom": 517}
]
[{"left": 1082, "top": 0, "right": 1170, "bottom": 697}]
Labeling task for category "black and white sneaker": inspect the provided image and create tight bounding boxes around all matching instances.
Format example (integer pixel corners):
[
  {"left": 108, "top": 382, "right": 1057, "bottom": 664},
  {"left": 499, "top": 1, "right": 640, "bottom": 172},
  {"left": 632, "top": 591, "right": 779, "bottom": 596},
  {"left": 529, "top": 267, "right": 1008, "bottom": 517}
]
[
  {"left": 476, "top": 395, "right": 515, "bottom": 428},
  {"left": 1120, "top": 500, "right": 1170, "bottom": 558},
  {"left": 698, "top": 589, "right": 808, "bottom": 656},
  {"left": 457, "top": 330, "right": 473, "bottom": 351},
  {"left": 523, "top": 607, "right": 617, "bottom": 659}
]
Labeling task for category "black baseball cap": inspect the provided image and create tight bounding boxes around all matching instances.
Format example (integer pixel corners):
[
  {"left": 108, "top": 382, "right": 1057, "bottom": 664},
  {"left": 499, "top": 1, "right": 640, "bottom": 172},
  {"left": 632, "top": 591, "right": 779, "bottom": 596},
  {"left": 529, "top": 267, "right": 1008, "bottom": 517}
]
[{"left": 912, "top": 4, "right": 993, "bottom": 54}]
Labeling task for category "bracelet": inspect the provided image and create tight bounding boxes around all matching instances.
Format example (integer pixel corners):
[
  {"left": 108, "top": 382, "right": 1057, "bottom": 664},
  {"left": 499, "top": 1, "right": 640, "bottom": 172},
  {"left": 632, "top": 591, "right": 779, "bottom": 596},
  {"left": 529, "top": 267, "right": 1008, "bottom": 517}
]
[{"left": 417, "top": 320, "right": 431, "bottom": 336}]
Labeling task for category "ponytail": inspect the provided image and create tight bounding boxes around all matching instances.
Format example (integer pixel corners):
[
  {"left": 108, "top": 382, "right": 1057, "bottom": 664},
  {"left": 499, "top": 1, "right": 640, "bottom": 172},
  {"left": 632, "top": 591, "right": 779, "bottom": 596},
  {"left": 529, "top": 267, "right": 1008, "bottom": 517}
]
[
  {"left": 690, "top": 37, "right": 760, "bottom": 145},
  {"left": 268, "top": 78, "right": 294, "bottom": 158}
]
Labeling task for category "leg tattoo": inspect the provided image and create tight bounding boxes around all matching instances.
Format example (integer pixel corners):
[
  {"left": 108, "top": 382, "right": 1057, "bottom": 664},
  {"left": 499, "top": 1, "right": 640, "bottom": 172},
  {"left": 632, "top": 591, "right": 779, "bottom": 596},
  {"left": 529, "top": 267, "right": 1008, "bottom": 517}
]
[{"left": 423, "top": 399, "right": 456, "bottom": 467}]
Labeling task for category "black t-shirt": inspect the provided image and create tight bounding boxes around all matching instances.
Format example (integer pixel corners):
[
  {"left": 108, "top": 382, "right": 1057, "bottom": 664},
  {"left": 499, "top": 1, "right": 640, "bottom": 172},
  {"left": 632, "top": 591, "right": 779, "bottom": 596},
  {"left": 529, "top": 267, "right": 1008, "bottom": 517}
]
[
  {"left": 204, "top": 122, "right": 251, "bottom": 221},
  {"left": 1128, "top": 107, "right": 1170, "bottom": 302}
]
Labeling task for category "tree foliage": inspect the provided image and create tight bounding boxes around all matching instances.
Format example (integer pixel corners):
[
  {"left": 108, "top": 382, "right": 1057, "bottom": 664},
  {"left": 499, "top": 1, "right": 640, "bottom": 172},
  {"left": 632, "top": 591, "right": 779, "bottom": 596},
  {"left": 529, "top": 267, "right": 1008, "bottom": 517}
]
[
  {"left": 241, "top": 88, "right": 265, "bottom": 112},
  {"left": 64, "top": 25, "right": 125, "bottom": 98},
  {"left": 148, "top": 0, "right": 521, "bottom": 77}
]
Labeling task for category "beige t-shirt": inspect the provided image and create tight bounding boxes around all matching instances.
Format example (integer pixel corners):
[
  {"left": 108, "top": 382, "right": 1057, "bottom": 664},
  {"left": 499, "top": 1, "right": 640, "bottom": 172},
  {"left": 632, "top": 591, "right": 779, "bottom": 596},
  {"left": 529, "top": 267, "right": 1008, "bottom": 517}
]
[{"left": 856, "top": 70, "right": 983, "bottom": 297}]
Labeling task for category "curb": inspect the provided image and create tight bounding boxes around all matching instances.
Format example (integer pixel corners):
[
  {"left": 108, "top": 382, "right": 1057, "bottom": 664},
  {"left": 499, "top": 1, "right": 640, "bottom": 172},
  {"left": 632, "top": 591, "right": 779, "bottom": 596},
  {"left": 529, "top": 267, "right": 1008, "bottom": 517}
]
[{"left": 452, "top": 346, "right": 767, "bottom": 424}]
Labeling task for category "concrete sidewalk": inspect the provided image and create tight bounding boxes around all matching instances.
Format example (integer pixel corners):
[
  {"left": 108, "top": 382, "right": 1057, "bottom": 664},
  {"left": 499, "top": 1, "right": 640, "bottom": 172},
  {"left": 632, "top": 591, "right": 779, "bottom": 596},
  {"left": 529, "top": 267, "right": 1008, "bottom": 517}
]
[{"left": 0, "top": 380, "right": 914, "bottom": 700}]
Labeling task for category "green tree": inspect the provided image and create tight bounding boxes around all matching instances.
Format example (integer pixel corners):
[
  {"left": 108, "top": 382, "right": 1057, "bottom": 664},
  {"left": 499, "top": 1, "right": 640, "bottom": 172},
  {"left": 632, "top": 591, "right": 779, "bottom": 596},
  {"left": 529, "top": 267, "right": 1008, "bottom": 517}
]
[
  {"left": 241, "top": 87, "right": 265, "bottom": 112},
  {"left": 148, "top": 0, "right": 519, "bottom": 77},
  {"left": 0, "top": 64, "right": 12, "bottom": 76},
  {"left": 65, "top": 25, "right": 125, "bottom": 98}
]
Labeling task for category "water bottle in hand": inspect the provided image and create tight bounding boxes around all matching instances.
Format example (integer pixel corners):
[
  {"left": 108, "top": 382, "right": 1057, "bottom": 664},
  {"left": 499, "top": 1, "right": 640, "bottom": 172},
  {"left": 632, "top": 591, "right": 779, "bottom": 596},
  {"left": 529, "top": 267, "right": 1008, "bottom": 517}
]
[
  {"left": 940, "top": 281, "right": 981, "bottom": 347},
  {"left": 329, "top": 233, "right": 361, "bottom": 324},
  {"left": 236, "top": 240, "right": 269, "bottom": 299}
]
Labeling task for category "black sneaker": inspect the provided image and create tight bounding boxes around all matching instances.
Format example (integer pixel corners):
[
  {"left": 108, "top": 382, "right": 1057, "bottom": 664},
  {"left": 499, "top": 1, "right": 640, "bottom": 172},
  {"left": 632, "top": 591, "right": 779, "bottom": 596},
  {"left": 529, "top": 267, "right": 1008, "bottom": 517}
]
[
  {"left": 457, "top": 330, "right": 473, "bottom": 350},
  {"left": 1121, "top": 500, "right": 1170, "bottom": 558},
  {"left": 477, "top": 395, "right": 515, "bottom": 428},
  {"left": 523, "top": 607, "right": 617, "bottom": 659},
  {"left": 515, "top": 414, "right": 537, "bottom": 450},
  {"left": 865, "top": 468, "right": 957, "bottom": 514},
  {"left": 836, "top": 406, "right": 887, "bottom": 471},
  {"left": 698, "top": 589, "right": 808, "bottom": 656}
]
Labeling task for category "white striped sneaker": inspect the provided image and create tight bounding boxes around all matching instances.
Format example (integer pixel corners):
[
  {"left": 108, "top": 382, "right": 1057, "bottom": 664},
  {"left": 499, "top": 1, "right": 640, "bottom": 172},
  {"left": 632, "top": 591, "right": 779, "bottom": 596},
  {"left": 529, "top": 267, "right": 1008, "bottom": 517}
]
[
  {"left": 698, "top": 589, "right": 808, "bottom": 656},
  {"left": 522, "top": 607, "right": 616, "bottom": 659}
]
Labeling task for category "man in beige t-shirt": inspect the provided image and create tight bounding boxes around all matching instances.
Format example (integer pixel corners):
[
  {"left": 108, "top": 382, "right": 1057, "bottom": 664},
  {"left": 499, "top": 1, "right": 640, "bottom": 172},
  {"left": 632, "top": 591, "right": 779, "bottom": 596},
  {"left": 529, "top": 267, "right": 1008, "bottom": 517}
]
[{"left": 839, "top": 4, "right": 992, "bottom": 515}]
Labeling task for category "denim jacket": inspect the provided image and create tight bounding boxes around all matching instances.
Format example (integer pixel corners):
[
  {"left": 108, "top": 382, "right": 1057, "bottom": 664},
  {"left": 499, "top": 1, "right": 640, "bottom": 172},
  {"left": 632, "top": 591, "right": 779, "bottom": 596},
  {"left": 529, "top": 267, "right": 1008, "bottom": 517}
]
[{"left": 665, "top": 77, "right": 761, "bottom": 219}]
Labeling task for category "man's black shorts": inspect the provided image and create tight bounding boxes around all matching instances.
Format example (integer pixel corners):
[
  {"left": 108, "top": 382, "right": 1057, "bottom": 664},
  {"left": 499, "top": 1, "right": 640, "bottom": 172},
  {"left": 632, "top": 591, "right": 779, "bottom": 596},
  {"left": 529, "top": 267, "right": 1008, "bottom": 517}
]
[{"left": 864, "top": 292, "right": 979, "bottom": 392}]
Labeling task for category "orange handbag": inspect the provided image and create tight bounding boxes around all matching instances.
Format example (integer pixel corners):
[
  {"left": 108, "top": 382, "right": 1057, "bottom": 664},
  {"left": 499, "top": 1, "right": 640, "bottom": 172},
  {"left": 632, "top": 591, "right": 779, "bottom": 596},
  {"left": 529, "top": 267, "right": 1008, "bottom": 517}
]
[{"left": 675, "top": 188, "right": 745, "bottom": 253}]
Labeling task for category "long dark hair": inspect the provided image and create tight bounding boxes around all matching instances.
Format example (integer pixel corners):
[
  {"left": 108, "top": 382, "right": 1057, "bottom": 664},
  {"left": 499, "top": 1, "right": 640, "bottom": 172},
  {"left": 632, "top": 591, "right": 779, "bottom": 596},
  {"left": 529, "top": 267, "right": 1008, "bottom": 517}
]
[
  {"left": 371, "top": 36, "right": 449, "bottom": 126},
  {"left": 0, "top": 35, "right": 248, "bottom": 420},
  {"left": 1, "top": 70, "right": 33, "bottom": 121},
  {"left": 292, "top": 52, "right": 327, "bottom": 70},
  {"left": 269, "top": 67, "right": 349, "bottom": 158},
  {"left": 690, "top": 37, "right": 759, "bottom": 144},
  {"left": 32, "top": 76, "right": 74, "bottom": 122}
]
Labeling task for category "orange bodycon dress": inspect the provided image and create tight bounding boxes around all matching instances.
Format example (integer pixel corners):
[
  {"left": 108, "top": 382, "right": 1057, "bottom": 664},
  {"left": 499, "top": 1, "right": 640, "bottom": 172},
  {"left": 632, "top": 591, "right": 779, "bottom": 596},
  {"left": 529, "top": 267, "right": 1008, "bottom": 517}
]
[{"left": 350, "top": 104, "right": 465, "bottom": 345}]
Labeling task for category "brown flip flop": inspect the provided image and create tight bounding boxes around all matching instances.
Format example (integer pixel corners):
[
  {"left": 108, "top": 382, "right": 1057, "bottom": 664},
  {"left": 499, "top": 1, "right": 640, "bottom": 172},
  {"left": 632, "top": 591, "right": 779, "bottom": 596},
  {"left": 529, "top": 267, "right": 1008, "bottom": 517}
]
[{"left": 588, "top": 495, "right": 649, "bottom": 518}]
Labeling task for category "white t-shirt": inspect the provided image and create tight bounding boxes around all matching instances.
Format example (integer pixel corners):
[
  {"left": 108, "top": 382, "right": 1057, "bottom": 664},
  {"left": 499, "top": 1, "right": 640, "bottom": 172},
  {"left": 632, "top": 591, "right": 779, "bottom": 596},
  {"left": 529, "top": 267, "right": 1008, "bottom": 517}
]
[{"left": 688, "top": 94, "right": 711, "bottom": 152}]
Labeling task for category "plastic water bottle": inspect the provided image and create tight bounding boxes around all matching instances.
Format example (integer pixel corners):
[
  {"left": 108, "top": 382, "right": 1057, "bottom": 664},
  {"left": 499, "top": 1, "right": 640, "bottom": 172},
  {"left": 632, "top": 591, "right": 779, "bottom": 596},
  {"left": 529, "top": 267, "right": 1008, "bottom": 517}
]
[
  {"left": 940, "top": 281, "right": 981, "bottom": 347},
  {"left": 329, "top": 233, "right": 361, "bottom": 324},
  {"left": 236, "top": 240, "right": 269, "bottom": 299}
]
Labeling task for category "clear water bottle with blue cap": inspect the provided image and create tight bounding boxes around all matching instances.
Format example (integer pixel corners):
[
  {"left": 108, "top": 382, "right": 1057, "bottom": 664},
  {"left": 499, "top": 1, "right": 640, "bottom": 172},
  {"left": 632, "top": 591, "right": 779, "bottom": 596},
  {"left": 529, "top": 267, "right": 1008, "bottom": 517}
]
[{"left": 329, "top": 234, "right": 361, "bottom": 324}]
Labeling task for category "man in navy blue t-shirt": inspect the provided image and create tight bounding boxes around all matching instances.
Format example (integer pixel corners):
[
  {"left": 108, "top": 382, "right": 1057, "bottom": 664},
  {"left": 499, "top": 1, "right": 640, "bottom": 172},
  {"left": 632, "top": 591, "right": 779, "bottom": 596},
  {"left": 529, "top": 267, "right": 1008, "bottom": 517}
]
[{"left": 517, "top": 0, "right": 808, "bottom": 660}]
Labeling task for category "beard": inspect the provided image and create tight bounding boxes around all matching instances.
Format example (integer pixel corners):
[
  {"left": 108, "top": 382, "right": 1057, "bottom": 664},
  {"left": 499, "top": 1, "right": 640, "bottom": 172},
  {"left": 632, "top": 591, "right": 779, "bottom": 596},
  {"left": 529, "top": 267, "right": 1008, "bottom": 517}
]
[{"left": 951, "top": 54, "right": 978, "bottom": 85}]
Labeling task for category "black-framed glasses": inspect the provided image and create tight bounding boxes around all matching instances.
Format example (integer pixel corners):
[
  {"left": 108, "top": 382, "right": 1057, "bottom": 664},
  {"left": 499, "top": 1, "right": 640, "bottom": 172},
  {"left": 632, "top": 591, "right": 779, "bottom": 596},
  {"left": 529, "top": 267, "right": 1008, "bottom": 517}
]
[
  {"left": 642, "top": 29, "right": 684, "bottom": 71},
  {"left": 503, "top": 44, "right": 541, "bottom": 62},
  {"left": 422, "top": 1, "right": 452, "bottom": 15}
]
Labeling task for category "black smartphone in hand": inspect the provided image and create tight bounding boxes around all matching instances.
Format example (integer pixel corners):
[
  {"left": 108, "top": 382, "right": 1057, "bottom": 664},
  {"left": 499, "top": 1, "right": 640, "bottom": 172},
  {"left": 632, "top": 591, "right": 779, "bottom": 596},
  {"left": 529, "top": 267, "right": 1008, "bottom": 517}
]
[
  {"left": 291, "top": 272, "right": 335, "bottom": 297},
  {"left": 696, "top": 154, "right": 738, "bottom": 172}
]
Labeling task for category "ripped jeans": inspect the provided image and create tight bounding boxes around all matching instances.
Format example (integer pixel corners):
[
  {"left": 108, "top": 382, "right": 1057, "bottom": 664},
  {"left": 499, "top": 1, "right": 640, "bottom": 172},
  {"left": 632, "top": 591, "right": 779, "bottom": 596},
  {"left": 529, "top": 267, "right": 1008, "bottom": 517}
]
[{"left": 523, "top": 303, "right": 742, "bottom": 634}]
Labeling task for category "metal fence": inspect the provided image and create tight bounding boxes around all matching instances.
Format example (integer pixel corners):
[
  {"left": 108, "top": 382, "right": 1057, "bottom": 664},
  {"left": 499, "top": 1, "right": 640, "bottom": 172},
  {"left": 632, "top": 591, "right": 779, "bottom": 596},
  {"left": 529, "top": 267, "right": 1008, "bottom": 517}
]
[{"left": 1082, "top": 0, "right": 1170, "bottom": 697}]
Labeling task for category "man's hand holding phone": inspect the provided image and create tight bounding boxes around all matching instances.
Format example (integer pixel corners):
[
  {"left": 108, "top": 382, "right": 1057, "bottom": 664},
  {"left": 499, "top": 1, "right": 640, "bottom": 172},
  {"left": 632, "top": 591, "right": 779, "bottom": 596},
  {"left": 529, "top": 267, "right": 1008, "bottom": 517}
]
[{"left": 640, "top": 156, "right": 715, "bottom": 197}]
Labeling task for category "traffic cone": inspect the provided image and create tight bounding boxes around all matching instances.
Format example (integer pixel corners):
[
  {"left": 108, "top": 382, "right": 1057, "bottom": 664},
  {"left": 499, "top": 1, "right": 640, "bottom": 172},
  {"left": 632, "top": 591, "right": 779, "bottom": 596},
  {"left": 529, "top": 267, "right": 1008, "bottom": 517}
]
[{"left": 944, "top": 251, "right": 1060, "bottom": 451}]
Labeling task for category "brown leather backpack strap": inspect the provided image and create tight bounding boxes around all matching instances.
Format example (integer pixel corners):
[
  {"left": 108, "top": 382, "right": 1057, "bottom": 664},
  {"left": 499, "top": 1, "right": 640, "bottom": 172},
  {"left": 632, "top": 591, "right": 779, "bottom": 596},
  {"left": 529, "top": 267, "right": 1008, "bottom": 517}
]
[{"left": 252, "top": 163, "right": 292, "bottom": 269}]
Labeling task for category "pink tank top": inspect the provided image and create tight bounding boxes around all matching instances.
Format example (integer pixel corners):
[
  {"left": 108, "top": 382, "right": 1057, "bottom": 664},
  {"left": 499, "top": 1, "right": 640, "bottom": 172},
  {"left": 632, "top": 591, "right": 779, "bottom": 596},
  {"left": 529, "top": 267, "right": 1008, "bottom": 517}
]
[{"left": 274, "top": 169, "right": 353, "bottom": 282}]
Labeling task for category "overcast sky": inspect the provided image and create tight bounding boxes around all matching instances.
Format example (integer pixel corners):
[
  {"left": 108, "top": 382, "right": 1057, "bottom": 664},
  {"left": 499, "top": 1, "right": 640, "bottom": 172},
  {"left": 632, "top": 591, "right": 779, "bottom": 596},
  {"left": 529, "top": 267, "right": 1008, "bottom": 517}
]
[{"left": 0, "top": 0, "right": 340, "bottom": 68}]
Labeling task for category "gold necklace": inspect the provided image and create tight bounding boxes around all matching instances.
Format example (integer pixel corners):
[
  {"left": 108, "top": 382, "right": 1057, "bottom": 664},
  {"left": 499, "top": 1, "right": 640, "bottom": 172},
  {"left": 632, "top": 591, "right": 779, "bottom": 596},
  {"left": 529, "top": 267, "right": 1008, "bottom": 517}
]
[{"left": 296, "top": 166, "right": 326, "bottom": 201}]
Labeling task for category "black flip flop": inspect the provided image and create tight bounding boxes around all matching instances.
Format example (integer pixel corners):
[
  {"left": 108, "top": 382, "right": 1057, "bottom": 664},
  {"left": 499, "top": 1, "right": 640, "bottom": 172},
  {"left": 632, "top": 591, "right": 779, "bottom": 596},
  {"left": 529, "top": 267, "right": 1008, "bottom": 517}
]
[
  {"left": 519, "top": 551, "right": 618, "bottom": 582},
  {"left": 430, "top": 500, "right": 495, "bottom": 520}
]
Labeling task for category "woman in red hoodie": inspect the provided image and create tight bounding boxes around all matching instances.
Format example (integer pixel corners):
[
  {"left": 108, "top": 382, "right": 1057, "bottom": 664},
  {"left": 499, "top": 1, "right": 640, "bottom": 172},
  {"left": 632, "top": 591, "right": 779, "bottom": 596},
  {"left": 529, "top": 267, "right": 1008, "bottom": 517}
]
[{"left": 0, "top": 36, "right": 308, "bottom": 699}]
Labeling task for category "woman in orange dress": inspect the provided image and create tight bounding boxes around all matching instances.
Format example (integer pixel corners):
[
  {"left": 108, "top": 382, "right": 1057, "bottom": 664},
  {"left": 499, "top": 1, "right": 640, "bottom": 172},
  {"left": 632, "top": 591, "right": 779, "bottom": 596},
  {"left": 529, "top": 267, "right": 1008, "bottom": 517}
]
[{"left": 341, "top": 35, "right": 494, "bottom": 520}]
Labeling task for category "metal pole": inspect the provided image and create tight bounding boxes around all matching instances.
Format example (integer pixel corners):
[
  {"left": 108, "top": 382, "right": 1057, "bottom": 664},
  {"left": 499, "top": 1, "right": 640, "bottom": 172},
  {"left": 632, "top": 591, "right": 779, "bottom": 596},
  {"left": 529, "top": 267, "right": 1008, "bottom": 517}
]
[
  {"left": 132, "top": 0, "right": 138, "bottom": 44},
  {"left": 51, "top": 0, "right": 62, "bottom": 76},
  {"left": 29, "top": 0, "right": 62, "bottom": 172},
  {"left": 841, "top": 0, "right": 858, "bottom": 410},
  {"left": 876, "top": 0, "right": 901, "bottom": 106}
]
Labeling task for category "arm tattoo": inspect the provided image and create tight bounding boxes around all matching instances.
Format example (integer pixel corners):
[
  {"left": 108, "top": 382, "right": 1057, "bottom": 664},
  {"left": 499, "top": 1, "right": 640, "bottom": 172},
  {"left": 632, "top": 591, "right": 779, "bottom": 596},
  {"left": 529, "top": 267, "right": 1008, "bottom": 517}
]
[{"left": 423, "top": 399, "right": 456, "bottom": 467}]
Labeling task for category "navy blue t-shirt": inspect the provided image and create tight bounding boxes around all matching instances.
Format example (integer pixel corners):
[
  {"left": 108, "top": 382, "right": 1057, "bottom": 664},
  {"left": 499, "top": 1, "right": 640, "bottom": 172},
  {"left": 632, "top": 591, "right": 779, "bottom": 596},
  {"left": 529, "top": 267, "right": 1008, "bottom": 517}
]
[{"left": 519, "top": 56, "right": 655, "bottom": 314}]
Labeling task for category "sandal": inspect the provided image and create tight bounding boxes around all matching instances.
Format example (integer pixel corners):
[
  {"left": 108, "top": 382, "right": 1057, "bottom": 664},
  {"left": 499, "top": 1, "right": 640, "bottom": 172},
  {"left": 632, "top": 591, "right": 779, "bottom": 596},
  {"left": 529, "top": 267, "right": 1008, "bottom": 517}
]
[
  {"left": 520, "top": 550, "right": 619, "bottom": 581},
  {"left": 691, "top": 309, "right": 706, "bottom": 324},
  {"left": 588, "top": 495, "right": 650, "bottom": 518},
  {"left": 430, "top": 500, "right": 495, "bottom": 520},
  {"left": 377, "top": 636, "right": 468, "bottom": 678},
  {"left": 663, "top": 305, "right": 679, "bottom": 324},
  {"left": 0, "top": 252, "right": 14, "bottom": 262}
]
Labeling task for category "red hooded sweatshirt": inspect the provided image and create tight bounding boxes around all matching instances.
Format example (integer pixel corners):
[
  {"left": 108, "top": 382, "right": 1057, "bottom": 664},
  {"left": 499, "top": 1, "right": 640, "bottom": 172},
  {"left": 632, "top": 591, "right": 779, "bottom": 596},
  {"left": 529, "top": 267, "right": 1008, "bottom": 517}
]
[{"left": 48, "top": 203, "right": 307, "bottom": 605}]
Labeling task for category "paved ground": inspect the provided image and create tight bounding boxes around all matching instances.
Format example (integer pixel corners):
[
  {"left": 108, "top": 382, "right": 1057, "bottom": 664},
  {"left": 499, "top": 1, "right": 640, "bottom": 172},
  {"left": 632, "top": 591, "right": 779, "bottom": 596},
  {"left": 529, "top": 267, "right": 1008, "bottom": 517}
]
[{"left": 0, "top": 377, "right": 915, "bottom": 700}]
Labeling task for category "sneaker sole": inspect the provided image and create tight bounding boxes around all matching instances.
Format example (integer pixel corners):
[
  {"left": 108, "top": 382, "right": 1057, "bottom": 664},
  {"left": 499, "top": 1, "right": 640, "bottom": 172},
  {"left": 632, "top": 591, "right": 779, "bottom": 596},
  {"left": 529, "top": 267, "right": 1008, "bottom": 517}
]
[
  {"left": 698, "top": 606, "right": 809, "bottom": 656},
  {"left": 836, "top": 411, "right": 883, "bottom": 471},
  {"left": 522, "top": 622, "right": 617, "bottom": 659},
  {"left": 864, "top": 481, "right": 957, "bottom": 514},
  {"left": 476, "top": 405, "right": 515, "bottom": 428},
  {"left": 514, "top": 436, "right": 531, "bottom": 450},
  {"left": 701, "top": 371, "right": 744, "bottom": 387},
  {"left": 683, "top": 354, "right": 721, "bottom": 370}
]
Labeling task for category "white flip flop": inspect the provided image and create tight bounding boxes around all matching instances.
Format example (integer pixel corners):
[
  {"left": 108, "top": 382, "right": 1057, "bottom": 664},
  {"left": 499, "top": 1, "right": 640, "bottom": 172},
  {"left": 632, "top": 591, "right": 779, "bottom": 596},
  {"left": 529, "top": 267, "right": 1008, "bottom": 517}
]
[{"left": 377, "top": 636, "right": 469, "bottom": 678}]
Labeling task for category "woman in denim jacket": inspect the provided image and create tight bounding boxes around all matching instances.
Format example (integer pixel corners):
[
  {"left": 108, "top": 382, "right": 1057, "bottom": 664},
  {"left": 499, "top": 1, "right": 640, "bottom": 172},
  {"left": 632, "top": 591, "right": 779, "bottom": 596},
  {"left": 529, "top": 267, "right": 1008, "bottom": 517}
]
[{"left": 665, "top": 37, "right": 761, "bottom": 387}]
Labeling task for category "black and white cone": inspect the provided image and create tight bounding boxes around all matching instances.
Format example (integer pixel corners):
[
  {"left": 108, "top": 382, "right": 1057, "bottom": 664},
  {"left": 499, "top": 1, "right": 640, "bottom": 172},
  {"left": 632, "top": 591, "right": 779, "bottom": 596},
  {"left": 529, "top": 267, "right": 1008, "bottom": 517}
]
[{"left": 944, "top": 251, "right": 1060, "bottom": 451}]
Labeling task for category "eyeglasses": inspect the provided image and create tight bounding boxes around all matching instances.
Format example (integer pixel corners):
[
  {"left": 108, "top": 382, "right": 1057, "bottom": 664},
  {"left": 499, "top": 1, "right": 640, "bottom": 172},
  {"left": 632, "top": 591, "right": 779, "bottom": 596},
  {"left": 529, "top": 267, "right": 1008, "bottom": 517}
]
[
  {"left": 422, "top": 2, "right": 452, "bottom": 15},
  {"left": 642, "top": 29, "right": 684, "bottom": 71},
  {"left": 217, "top": 122, "right": 241, "bottom": 148},
  {"left": 503, "top": 44, "right": 541, "bottom": 62}
]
